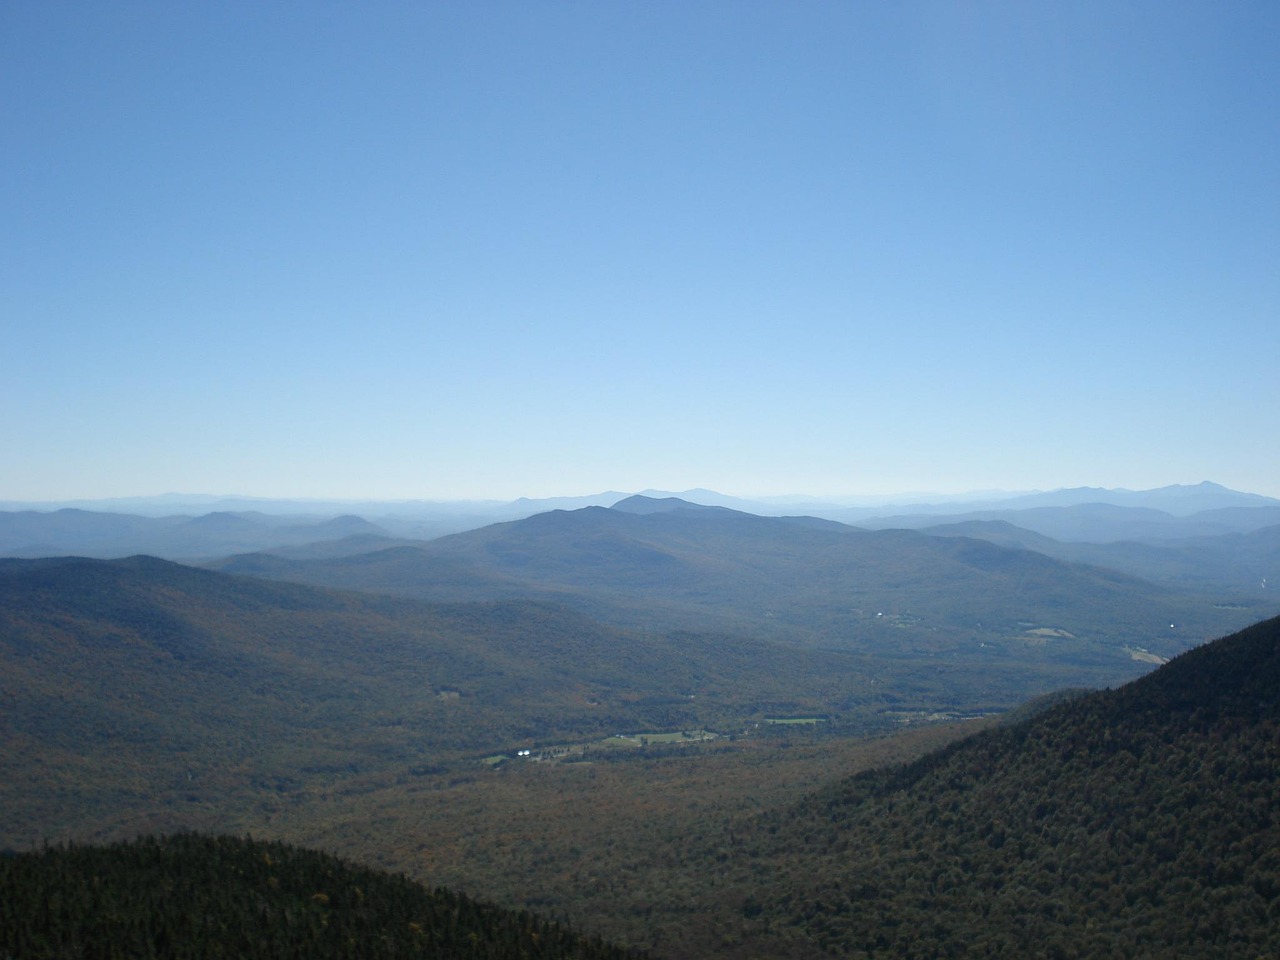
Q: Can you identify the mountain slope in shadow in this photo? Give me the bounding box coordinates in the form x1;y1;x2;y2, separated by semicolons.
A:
677;613;1280;958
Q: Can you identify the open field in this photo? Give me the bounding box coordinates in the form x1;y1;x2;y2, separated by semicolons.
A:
763;716;827;725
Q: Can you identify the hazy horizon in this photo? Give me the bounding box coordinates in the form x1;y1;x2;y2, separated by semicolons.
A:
2;479;1276;513
5;4;1277;502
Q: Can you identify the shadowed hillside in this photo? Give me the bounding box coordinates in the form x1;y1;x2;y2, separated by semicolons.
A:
0;833;643;960
656;614;1280;958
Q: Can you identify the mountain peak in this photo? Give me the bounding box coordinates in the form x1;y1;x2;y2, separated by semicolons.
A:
609;495;733;516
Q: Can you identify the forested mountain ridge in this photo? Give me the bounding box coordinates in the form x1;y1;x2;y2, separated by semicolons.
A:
6;487;1274;611
923;517;1280;594
211;498;1272;676
0;508;393;560
0;833;643;960
670;614;1280;958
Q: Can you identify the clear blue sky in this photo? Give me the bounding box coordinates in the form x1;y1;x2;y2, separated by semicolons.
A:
4;2;1277;501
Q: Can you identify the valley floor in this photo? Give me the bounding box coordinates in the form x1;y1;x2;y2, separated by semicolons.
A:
235;721;990;955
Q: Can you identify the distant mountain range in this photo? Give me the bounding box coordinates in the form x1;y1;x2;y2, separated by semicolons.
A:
855;499;1280;542
4;481;1277;556
5;483;1275;662
923;518;1280;595
0;509;395;560
847;479;1278;517
208;496;1274;681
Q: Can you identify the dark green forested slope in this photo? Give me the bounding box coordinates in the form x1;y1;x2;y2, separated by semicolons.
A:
0;833;643;960
692;615;1280;959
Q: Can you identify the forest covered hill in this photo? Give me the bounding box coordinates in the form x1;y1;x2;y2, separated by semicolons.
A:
211;498;1272;673
0;554;969;848
648;613;1280;958
0;833;642;960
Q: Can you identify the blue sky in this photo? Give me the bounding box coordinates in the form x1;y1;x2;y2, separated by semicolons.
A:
3;2;1277;501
